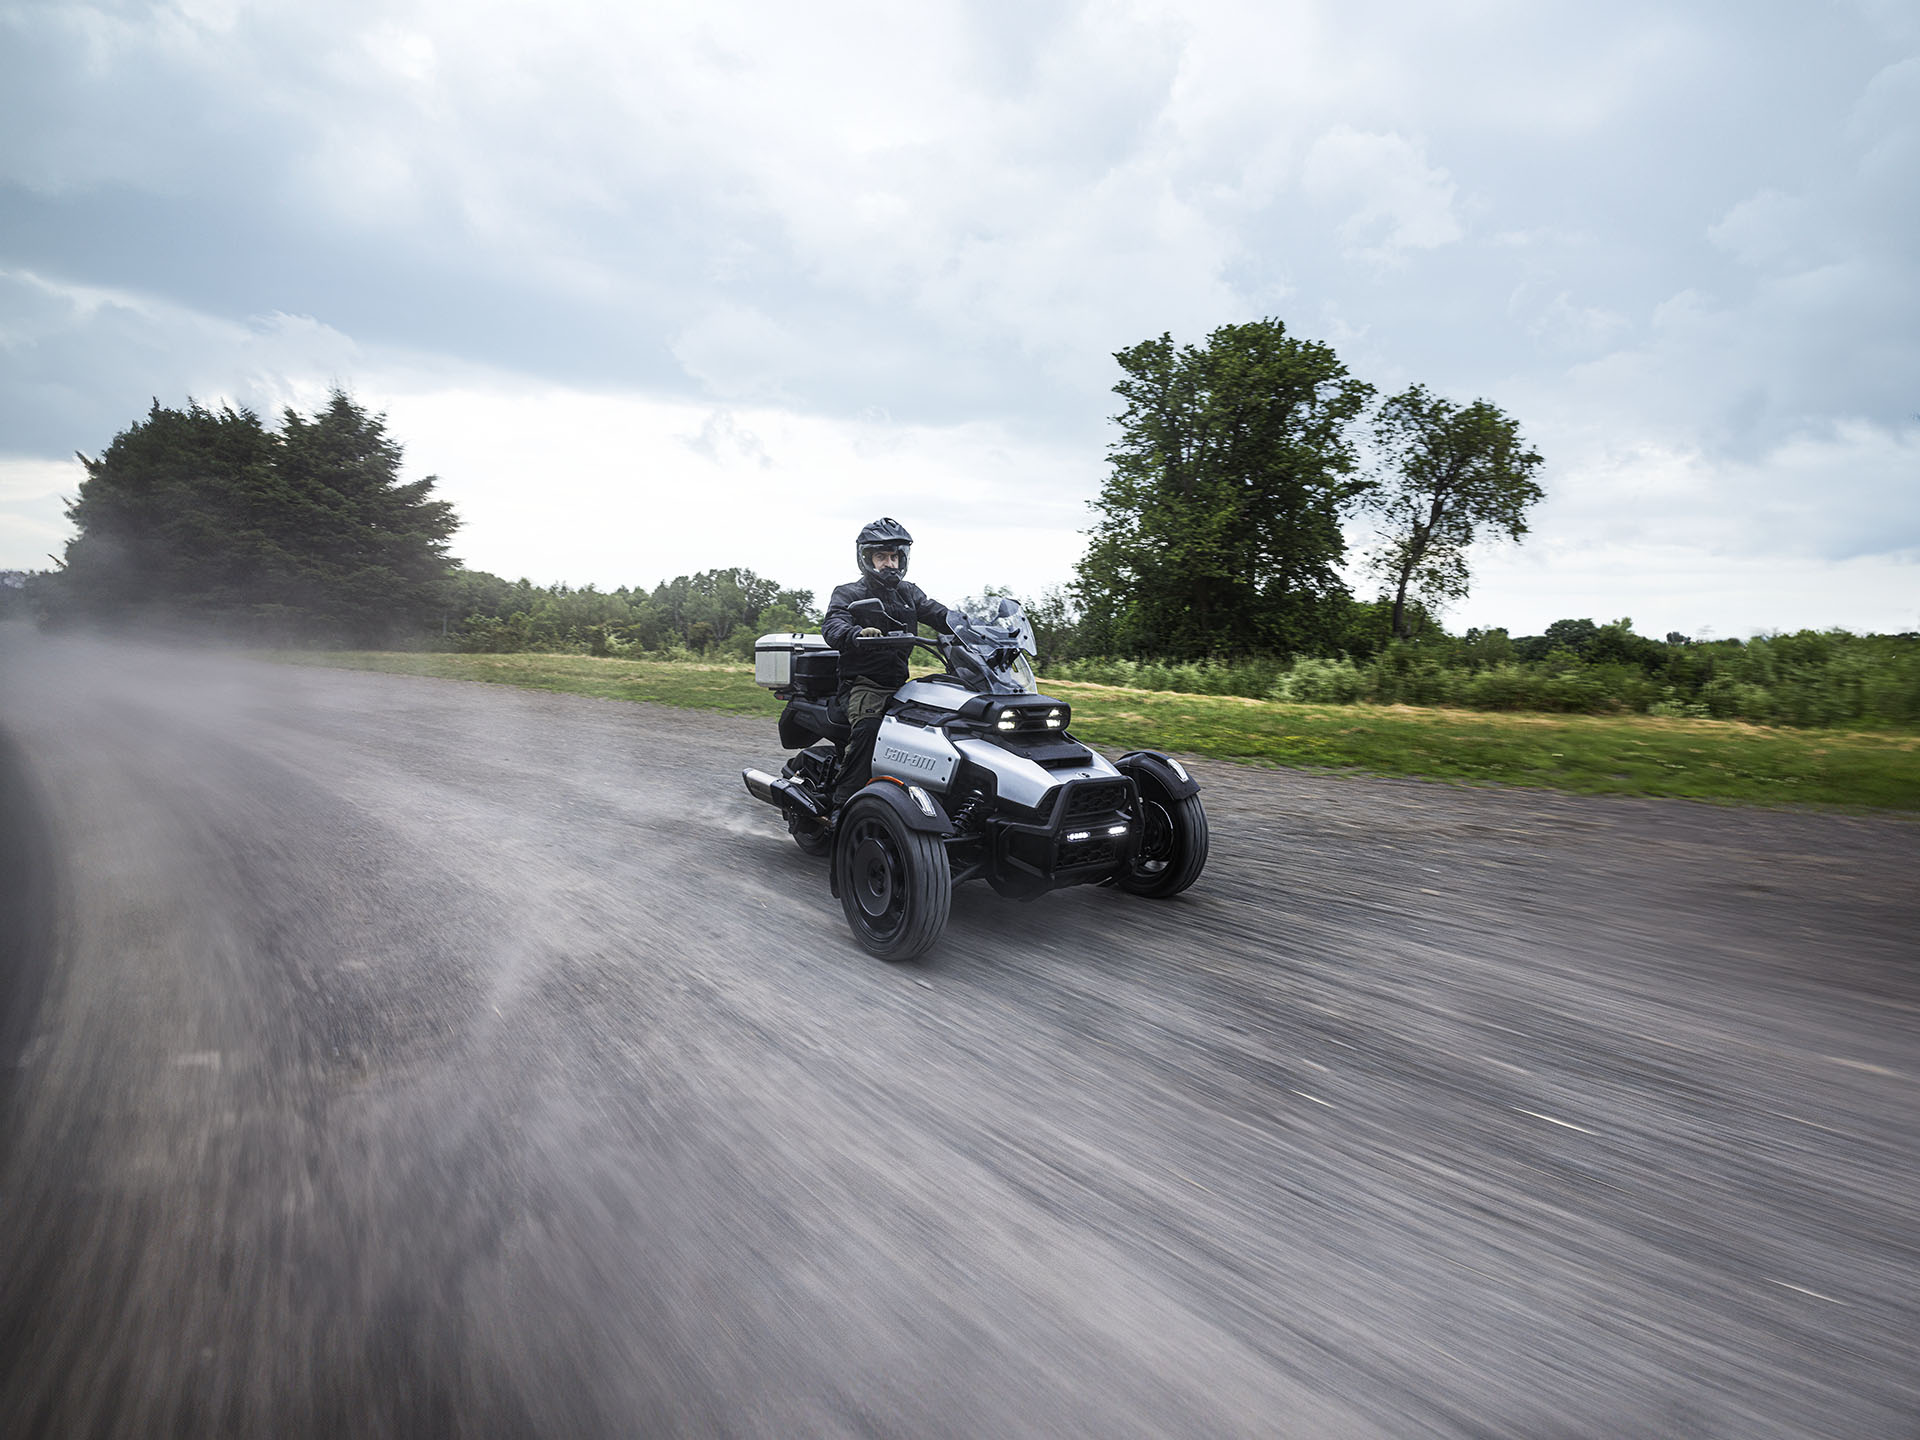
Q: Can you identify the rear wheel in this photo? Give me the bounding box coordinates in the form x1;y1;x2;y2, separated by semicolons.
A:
834;795;951;961
790;814;832;857
1117;775;1208;898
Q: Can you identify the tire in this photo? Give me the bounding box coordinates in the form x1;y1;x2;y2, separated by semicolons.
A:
790;815;832;857
1117;775;1208;898
834;794;952;961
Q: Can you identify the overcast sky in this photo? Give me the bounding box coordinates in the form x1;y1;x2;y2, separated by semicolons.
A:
3;0;1915;636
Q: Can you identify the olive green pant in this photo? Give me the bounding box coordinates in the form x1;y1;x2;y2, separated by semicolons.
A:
831;678;893;806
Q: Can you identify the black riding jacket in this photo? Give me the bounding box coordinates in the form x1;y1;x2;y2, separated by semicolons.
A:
822;577;950;691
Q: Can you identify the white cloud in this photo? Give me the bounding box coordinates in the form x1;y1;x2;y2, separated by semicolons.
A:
1708;189;1812;271
1301;127;1463;261
380;378;1098;609
0;268;362;452
362;21;436;84
0;456;81;505
1506;284;1631;356
1508;418;1920;563
0;458;84;572
670;304;813;404
1458;540;1920;641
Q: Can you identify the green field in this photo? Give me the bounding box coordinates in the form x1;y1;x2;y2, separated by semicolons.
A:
272;651;1920;810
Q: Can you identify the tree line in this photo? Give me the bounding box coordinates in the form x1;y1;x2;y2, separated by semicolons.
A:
20;318;1543;661
17;393;816;657
446;568;815;658
1039;620;1920;728
13;335;1913;729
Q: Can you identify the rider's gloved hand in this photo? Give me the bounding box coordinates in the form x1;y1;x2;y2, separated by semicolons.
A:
857;626;883;638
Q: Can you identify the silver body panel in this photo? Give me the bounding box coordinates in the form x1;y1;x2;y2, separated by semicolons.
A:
871;716;962;792
865;674;1117;807
952;738;1120;811
894;678;979;710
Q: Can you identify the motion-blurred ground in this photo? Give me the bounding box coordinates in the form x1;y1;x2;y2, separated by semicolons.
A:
2;630;1914;1438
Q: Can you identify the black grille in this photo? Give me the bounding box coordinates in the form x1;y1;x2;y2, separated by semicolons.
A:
1065;781;1130;818
1056;836;1120;869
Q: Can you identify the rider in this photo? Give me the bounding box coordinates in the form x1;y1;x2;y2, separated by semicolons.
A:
821;517;952;810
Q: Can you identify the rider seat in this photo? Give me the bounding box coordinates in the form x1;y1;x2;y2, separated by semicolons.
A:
779;697;850;751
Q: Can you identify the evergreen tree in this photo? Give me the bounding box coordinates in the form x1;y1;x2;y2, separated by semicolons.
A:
57;391;457;643
275;393;458;641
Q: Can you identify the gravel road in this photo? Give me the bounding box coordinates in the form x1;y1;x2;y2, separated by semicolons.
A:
2;629;1915;1439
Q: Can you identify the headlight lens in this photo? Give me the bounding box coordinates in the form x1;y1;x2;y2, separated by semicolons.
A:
992;703;1069;731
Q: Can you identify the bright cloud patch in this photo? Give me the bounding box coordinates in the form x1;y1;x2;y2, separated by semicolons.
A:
1301;127;1464;261
384;381;1097;609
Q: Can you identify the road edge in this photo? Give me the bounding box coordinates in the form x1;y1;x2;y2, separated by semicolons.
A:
0;726;56;1121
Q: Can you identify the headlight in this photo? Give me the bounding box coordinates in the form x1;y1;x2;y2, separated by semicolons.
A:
1045;707;1065;729
997;708;1018;731
1106;824;1128;836
1066;830;1091;842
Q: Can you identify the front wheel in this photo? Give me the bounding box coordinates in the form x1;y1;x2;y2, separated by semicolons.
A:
1117;778;1208;898
834;795;952;961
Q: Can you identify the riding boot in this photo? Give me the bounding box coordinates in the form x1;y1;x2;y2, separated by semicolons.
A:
830;714;882;809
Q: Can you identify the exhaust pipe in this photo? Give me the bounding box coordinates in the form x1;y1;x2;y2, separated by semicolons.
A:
743;769;828;823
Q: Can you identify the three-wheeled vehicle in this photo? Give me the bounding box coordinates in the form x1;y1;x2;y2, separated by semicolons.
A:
742;597;1207;960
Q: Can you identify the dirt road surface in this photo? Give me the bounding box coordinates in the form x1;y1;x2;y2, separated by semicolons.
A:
3;630;1915;1438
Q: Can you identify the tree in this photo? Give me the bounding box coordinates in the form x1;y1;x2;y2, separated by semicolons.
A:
57;391;457;643
274;393;458;641
1076;320;1375;658
59;400;282;623
1366;385;1544;639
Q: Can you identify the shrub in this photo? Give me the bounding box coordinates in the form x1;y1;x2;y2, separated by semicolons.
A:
1274;656;1369;704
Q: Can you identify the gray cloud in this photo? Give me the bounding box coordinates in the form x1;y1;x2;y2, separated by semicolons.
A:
2;0;1915;589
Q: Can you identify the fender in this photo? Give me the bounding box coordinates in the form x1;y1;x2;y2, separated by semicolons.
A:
827;778;955;899
850;776;956;835
1115;750;1200;801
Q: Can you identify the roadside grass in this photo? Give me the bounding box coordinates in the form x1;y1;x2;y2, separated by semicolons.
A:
273;651;1920;810
269;649;778;715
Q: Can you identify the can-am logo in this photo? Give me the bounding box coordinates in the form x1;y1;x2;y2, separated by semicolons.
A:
882;746;937;771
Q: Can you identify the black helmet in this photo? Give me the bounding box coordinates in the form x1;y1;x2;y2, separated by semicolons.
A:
856;517;913;590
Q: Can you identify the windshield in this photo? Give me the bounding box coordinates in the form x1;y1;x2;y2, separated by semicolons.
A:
944;597;1038;695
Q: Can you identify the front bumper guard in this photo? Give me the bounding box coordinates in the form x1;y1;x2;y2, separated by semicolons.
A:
987;775;1141;884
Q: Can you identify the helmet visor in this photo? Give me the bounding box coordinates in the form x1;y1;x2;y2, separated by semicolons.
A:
859;542;910;582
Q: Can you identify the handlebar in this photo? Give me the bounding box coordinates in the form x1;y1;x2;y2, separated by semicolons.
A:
850;632;946;656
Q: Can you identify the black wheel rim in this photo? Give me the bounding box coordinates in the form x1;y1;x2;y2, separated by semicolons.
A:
1135;798;1174;874
845;814;908;940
